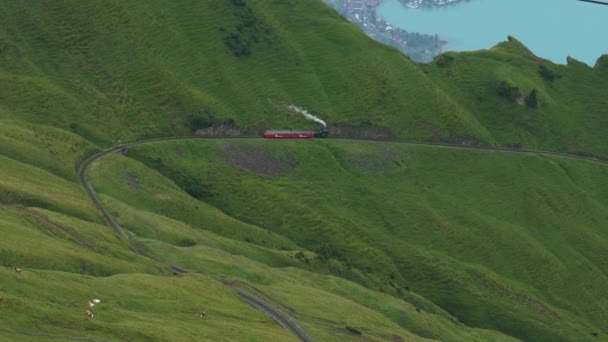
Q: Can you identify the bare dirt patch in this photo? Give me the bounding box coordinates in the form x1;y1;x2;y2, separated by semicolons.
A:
223;144;295;177
445;136;487;147
195;124;242;137
330;125;394;140
380;334;404;342
349;150;406;174
126;173;140;190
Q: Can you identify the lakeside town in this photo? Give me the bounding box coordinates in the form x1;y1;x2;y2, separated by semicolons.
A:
400;0;468;8
323;0;468;61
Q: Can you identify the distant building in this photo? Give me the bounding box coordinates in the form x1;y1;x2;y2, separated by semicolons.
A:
347;0;365;13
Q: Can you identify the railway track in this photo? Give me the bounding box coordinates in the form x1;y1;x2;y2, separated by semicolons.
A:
77;135;312;342
77;134;608;341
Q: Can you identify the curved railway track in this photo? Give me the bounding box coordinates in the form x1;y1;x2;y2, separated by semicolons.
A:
77;134;608;341
77;135;313;342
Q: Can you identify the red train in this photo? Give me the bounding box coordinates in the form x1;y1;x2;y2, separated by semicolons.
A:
263;128;328;139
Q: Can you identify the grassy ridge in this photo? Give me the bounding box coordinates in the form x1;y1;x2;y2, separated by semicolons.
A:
127;139;608;341
0;0;495;145
1;2;606;156
423;37;608;156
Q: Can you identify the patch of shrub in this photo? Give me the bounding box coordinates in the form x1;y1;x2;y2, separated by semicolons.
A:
223;33;251;57
358;118;373;127
538;64;560;81
221;0;275;58
525;88;538;108
316;243;337;262
496;80;521;101
435;54;454;68
176;239;196;247
181;176;214;200
345;326;362;335
295;251;310;264
186;111;216;131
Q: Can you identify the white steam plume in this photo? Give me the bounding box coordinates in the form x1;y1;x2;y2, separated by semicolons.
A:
285;104;326;127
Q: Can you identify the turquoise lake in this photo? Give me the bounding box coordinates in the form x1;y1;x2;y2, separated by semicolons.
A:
377;0;608;65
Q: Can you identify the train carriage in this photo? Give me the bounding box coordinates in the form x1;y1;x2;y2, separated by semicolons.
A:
263;129;328;139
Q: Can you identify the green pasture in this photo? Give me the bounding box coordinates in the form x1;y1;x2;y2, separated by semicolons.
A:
0;268;296;342
123;139;608;341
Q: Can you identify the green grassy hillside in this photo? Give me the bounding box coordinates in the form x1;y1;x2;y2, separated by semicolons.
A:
124;139;608;341
1;268;297;342
1;2;606;155
0;127;518;341
2;0;607;153
422;37;608;156
0;0;607;341
0;0;492;145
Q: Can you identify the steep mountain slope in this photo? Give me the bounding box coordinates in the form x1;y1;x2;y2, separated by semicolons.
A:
0;0;490;145
422;37;608;156
0;0;606;341
0;125;518;341
127;139;608;341
1;2;606;153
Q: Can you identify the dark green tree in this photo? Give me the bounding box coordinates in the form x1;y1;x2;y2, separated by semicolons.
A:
497;81;521;101
538;65;559;81
525;88;538;108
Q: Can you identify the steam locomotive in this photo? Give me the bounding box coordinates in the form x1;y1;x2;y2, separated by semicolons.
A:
263;128;328;139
